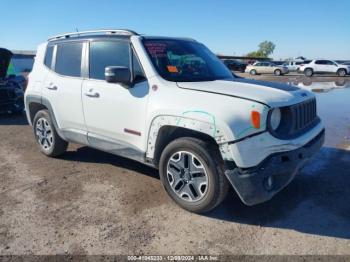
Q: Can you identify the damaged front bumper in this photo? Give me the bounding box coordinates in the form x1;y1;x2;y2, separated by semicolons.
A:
225;129;325;206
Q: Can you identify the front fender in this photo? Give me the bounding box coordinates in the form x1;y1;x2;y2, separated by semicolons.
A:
146;113;234;161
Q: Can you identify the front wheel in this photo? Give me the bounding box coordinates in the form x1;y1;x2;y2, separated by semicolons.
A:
33;109;68;157
159;137;229;213
274;69;282;76
337;69;347;77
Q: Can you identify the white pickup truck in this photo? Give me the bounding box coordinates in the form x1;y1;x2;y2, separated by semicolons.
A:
25;29;324;213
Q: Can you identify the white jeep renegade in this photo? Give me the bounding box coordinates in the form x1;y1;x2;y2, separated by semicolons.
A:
25;29;324;213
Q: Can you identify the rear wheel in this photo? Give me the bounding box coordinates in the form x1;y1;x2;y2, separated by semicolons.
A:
250;69;257;75
159;137;229;213
304;68;314;77
33;110;68;157
274;69;282;76
337;68;347;77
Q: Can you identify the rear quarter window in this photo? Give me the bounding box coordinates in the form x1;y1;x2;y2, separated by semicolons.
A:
44;46;54;69
55;42;83;77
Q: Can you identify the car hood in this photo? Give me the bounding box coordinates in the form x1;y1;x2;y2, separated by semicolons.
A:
0;48;12;79
177;78;313;107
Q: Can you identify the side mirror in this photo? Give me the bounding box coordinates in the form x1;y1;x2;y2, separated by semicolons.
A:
105;66;131;85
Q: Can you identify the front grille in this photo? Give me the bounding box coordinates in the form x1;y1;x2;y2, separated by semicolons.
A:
269;98;319;139
290;98;317;133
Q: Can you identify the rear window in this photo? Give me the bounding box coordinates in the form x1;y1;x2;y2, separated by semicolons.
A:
44;46;54;69
55;42;83;77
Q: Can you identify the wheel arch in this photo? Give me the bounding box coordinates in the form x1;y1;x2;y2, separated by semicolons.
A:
25;95;65;140
146;115;234;167
274;69;282;74
152;125;219;166
28;102;47;125
337;68;348;75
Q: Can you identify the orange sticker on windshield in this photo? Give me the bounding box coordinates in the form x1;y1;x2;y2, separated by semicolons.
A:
167;65;178;73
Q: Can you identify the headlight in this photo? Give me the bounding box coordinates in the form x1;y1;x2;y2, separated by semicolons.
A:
270;108;281;130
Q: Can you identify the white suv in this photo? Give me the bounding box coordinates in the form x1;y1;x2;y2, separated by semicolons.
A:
299;59;350;77
25;30;325;213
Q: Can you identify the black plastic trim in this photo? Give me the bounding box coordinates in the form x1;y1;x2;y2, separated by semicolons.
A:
225;128;325;206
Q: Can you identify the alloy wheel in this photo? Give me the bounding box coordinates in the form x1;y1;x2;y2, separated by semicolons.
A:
35;118;53;151
166;151;208;202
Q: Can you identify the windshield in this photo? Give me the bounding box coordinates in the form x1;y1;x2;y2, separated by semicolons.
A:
143;39;235;82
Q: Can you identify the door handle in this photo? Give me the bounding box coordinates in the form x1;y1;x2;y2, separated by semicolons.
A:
84;91;100;98
46;85;58;90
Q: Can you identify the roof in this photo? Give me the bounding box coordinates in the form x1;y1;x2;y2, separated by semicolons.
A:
47;29;197;45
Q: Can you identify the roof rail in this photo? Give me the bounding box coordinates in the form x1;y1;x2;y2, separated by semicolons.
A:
48;29;138;41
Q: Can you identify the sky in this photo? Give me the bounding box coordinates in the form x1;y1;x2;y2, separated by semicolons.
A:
1;0;349;60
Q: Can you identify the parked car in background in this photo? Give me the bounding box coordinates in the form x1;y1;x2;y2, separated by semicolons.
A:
0;48;25;114
222;59;246;72
282;60;311;72
245;62;289;76
271;61;284;66
341;61;350;66
299;59;350;77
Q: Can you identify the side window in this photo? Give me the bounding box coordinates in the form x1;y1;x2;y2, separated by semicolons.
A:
315;60;323;65
326;60;336;65
55;42;83;77
44;45;54;69
89;41;130;80
132;50;146;82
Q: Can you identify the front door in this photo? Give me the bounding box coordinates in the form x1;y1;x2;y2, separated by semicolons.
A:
82;40;149;154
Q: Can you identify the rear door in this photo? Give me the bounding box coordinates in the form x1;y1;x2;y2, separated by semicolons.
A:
42;41;87;140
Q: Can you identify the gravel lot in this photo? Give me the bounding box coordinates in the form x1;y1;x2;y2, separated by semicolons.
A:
0;75;349;256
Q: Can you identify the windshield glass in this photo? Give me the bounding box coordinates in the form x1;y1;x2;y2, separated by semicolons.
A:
143;39;235;82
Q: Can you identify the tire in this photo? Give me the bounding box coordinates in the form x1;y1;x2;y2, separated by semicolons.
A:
304;68;313;77
337;68;347;77
33;109;68;157
159;137;229;213
274;69;282;76
250;69;257;75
